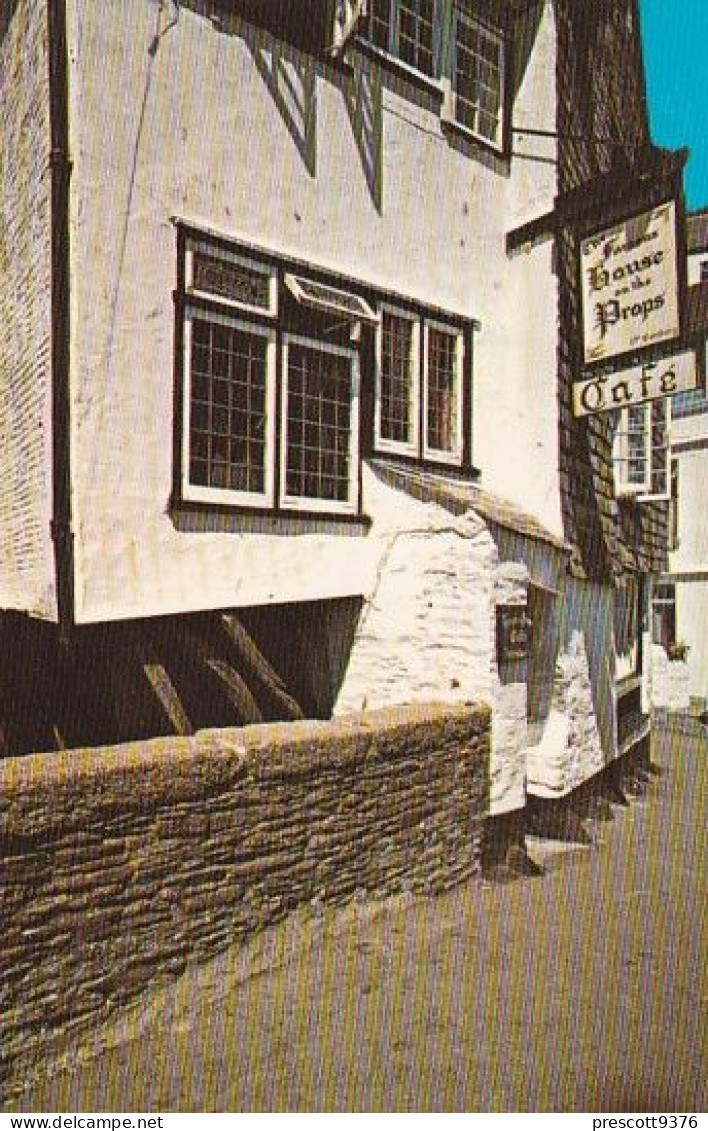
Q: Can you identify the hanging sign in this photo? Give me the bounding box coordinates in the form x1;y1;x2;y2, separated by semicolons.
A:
580;201;681;365
572;349;697;417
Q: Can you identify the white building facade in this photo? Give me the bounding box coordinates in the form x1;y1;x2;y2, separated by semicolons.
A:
0;0;685;836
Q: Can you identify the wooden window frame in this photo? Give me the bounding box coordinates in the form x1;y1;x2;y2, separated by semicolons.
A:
181;306;278;508
176;226;478;516
422;317;465;467
613;400;672;502
280;334;361;516
185;238;278;319
366;0;442;83
444;6;506;154
374;304;421;458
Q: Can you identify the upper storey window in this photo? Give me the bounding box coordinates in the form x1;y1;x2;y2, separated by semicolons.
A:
449;4;505;150
374;306;466;466
364;1;507;153
368;0;436;76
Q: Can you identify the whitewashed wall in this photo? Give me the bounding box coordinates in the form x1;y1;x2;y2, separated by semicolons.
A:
64;0;560;624
527;579;616;798
331;468;528;815
665;409;708;699
673;581;708;701
0;0;56;619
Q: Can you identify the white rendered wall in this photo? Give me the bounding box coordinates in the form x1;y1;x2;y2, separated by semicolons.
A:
332;467;528;816
674;580;708;699
527;579;615;798
65;0;560;624
666;409;708;698
669;435;708;575
0;0;56;619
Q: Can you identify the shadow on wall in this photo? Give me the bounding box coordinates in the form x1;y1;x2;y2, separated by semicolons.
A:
241;16;384;210
204;4;385;207
177;0;388;209
336;53;383;214
243;34;318;178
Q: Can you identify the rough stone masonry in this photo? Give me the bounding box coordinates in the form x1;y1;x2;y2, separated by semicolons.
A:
0;703;490;1089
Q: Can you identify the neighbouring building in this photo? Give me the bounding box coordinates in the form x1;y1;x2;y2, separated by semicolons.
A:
652;207;708;711
0;1;690;841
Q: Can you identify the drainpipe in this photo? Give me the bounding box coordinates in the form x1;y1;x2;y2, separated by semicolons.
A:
47;0;75;644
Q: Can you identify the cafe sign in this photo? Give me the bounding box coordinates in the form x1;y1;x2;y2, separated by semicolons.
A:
580;201;680;365
573;349;697;418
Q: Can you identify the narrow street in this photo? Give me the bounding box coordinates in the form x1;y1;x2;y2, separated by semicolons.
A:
6;716;706;1114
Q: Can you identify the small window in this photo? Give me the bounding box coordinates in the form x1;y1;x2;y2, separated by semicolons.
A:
281;336;360;514
700;259;708;284
613;399;671;500
374;310;467;466
423;320;464;464
187;240;277;317
652;582;676;649
183;309;277;506
375;306;420;456
368;0;437;77
672;351;708;418
447;6;505;150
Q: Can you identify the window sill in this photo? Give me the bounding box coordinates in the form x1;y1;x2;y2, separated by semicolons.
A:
171;495;372;529
440;114;507;160
354;37;445;102
369;449;481;480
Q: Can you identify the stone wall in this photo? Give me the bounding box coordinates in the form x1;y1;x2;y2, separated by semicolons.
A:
0;703;490;1086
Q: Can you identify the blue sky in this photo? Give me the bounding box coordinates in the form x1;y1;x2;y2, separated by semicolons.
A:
640;1;708;211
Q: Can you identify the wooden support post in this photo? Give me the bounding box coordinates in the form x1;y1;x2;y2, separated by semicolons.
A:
220;614;305;721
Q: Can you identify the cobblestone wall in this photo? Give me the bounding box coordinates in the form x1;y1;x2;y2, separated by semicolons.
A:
0;704;490;1085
